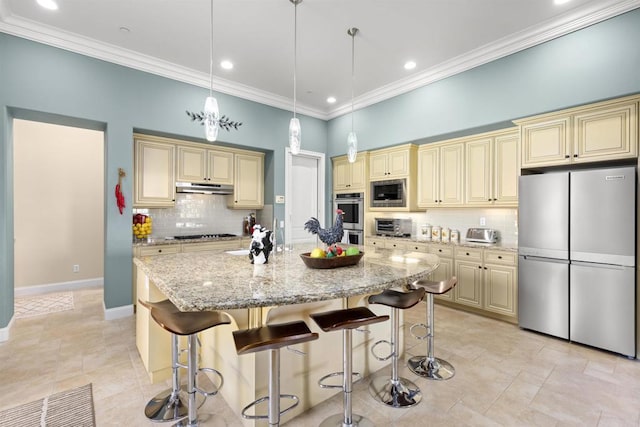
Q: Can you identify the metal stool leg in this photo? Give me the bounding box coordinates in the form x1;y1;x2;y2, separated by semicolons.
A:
174;334;199;427
144;333;189;422
320;329;373;427
369;307;422;408
408;293;455;380
269;348;280;426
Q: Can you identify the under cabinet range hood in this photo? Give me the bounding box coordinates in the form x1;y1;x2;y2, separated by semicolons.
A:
176;182;234;195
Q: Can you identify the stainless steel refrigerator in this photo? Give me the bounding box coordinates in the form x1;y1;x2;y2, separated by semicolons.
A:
518;166;636;357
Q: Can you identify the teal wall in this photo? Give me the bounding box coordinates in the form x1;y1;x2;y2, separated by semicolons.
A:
2;8;640;328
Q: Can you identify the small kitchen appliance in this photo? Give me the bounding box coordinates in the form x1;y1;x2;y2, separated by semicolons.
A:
370;179;406;208
375;218;412;237
465;228;499;244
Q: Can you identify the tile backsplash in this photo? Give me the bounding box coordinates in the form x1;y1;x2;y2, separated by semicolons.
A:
365;208;518;246
134;194;255;238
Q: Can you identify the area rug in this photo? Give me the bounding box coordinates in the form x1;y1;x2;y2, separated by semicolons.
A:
0;383;95;427
14;292;74;319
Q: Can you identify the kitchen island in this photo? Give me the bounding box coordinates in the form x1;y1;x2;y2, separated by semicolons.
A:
134;245;439;425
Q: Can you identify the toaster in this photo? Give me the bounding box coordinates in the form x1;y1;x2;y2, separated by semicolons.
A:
465;228;499;244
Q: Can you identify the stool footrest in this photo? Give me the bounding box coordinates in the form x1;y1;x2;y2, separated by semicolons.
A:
194;367;224;397
241;394;299;420
370;339;394;361
409;323;429;340
318;371;362;389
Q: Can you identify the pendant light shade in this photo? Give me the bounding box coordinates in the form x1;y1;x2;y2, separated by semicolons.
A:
347;27;359;163
289;0;302;155
205;0;219;142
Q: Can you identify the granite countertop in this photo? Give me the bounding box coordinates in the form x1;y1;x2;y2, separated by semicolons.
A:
367;235;518;252
134;235;249;247
133;244;440;311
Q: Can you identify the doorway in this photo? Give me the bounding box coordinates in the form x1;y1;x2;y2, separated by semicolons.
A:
13;119;104;299
285;149;325;246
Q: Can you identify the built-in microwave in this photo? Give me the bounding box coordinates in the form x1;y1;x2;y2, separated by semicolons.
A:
370;178;406;208
334;192;364;230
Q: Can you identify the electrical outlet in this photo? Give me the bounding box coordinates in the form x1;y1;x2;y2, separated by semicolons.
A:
479;217;486;226
72;264;80;273
275;195;285;204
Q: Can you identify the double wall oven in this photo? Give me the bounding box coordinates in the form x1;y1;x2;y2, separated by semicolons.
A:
334;192;364;245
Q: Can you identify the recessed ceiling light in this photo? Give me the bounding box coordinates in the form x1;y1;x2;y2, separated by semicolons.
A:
220;60;233;70
404;61;417;70
327;96;336;104
37;0;58;10
554;0;571;4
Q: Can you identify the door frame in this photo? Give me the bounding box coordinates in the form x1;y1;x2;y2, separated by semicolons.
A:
285;148;325;247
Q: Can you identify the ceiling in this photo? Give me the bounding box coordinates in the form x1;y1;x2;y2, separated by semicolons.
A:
1;0;639;120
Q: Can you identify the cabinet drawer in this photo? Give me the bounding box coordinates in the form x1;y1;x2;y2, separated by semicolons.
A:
484;250;517;266
454;247;483;262
367;238;385;247
428;245;454;258
183;240;248;252
406;242;428;252
139;245;181;256
385;241;407;250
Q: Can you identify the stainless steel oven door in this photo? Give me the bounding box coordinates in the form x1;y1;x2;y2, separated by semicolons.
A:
342;229;363;245
334;193;364;230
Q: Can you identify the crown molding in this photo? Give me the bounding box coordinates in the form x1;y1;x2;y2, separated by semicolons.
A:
1;0;638;122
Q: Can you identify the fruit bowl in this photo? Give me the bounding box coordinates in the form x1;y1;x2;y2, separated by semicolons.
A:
299;251;364;269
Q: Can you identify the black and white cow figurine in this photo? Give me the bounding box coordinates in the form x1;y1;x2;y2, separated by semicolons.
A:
249;224;273;264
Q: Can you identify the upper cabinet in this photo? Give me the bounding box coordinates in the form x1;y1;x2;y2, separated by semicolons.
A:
228;150;264;209
133;135;176;207
517;95;639;168
417;141;464;208
369;144;416;180
333;152;368;192
177;145;234;185
465;128;519;207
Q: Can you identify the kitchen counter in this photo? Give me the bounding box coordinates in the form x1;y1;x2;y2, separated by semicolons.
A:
366;235;518;252
133;244;440;311
133;235;247;247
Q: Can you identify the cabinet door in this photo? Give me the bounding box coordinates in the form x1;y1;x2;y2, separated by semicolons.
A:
333;157;351;191
439;143;464;206
229;153;264;209
417;147;439;207
484;264;517;317
207;150;234;185
387;149;410;177
176;146;207;183
349;155;367;190
465;138;492;205
369;152;388;179
454;260;482;308
520;117;571;168
573;102;637;163
134;139;176;207
493;132;519;205
432;257;454;302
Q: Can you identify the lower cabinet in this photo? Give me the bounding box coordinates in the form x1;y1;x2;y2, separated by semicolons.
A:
483;250;518;317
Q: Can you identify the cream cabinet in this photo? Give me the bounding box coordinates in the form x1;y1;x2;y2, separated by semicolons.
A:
333;152;367;192
176;145;234;185
417;142;464;208
465;129;519;206
429;245;455;302
483;250;517;317
228;151;264;209
517;96;638;168
133;135;176;207
453;247;483;308
369;144;416;180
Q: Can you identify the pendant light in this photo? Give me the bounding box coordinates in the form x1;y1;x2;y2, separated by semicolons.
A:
289;0;302;155
347;27;359;163
204;0;219;142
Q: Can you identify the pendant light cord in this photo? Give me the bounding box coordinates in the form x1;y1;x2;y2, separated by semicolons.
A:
351;29;355;132
293;1;298;119
209;0;214;98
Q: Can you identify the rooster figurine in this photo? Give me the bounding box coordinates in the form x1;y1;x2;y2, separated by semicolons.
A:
304;209;345;246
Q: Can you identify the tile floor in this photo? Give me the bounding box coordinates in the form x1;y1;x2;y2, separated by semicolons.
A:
1;287;640;426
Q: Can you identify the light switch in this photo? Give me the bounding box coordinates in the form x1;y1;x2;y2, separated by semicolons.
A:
275;195;285;204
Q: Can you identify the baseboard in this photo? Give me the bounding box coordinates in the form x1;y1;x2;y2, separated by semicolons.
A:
0;316;15;342
14;278;103;297
104;303;133;320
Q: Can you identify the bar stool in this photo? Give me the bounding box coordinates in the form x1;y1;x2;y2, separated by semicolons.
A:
367;287;426;408
139;299;231;426
310;306;389;427
233;320;319;427
407;277;458;380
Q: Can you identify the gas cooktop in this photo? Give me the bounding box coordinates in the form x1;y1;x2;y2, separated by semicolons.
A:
171;233;237;240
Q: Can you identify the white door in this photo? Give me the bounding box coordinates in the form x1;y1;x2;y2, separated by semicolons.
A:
285;149;325;246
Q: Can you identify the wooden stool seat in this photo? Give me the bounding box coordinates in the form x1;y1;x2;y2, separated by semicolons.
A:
411;277;457;295
310;306;389;332
367;287;425;309
140;299;231;336
233;320;319;355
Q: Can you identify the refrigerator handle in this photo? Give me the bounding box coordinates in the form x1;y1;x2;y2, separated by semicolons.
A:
571;260;627;270
521;255;569;264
